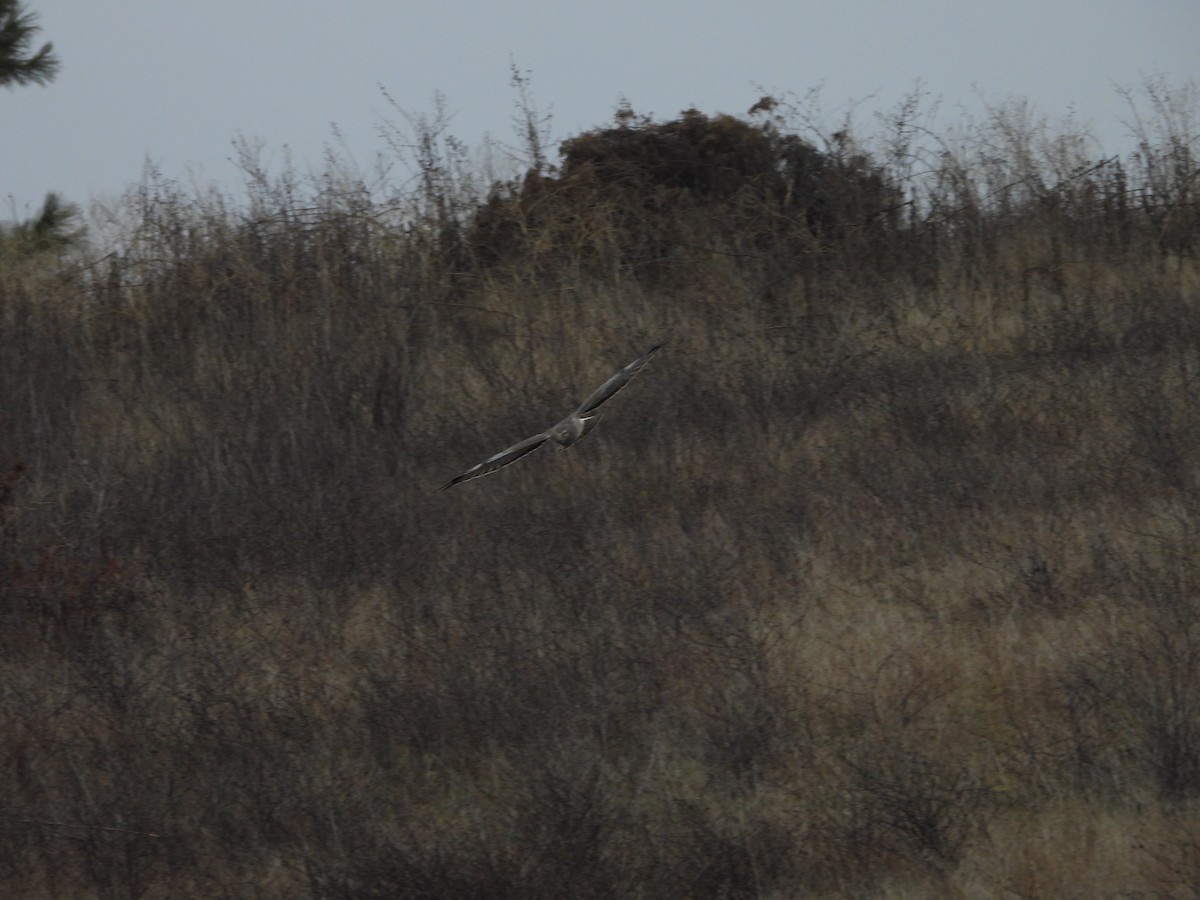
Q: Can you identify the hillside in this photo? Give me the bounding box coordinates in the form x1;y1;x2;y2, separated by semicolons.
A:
2;87;1199;897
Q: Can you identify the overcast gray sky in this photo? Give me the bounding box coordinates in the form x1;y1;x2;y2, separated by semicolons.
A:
3;1;1198;219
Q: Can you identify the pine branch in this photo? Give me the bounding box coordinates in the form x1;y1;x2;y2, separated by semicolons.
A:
0;0;60;87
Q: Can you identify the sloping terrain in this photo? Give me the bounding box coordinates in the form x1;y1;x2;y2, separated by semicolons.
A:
2;95;1199;897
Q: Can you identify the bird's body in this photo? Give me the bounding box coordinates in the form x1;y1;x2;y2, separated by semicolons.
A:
439;339;667;490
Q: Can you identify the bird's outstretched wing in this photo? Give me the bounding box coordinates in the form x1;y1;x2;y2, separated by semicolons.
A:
438;430;551;490
439;338;668;490
575;339;668;418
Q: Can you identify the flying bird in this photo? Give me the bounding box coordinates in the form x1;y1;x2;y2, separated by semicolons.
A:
439;339;667;490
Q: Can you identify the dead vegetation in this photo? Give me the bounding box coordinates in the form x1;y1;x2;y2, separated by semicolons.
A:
1;79;1199;897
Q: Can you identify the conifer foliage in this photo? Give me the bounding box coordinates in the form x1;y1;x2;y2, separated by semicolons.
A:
0;0;58;87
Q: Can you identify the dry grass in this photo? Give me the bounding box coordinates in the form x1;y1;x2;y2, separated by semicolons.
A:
1;83;1199;896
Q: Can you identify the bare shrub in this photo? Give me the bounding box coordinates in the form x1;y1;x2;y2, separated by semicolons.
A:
1060;561;1200;801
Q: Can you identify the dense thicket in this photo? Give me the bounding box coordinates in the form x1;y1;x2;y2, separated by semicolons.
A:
2;86;1199;896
